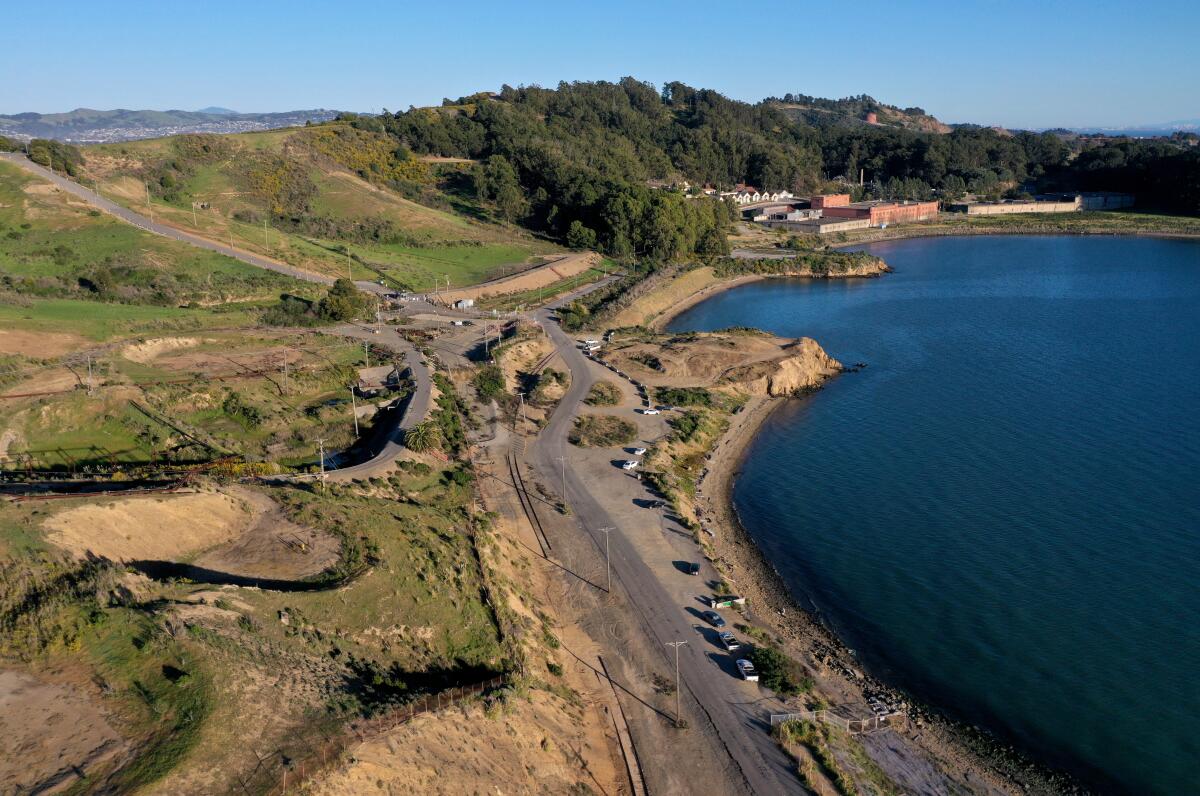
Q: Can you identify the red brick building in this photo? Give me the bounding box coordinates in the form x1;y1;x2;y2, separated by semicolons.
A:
820;199;939;226
810;193;851;209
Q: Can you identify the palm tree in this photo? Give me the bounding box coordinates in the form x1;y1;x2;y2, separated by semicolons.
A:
404;421;442;453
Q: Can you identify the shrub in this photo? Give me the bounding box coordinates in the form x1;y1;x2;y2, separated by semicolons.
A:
404;421;442;453
748;645;812;697
569;414;637;447
655;386;712;407
473;365;506;401
584;380;621;406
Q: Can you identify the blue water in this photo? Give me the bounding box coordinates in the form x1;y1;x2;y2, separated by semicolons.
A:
667;237;1200;794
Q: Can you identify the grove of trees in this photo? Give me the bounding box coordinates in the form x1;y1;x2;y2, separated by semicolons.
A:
374;79;1200;252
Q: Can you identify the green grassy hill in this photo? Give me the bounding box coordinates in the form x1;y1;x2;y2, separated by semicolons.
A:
81;124;563;291
0;160;296;345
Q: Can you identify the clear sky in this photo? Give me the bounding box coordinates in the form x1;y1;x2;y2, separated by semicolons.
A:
2;0;1196;129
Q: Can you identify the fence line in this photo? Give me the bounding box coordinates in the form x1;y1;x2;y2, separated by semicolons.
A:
244;675;507;795
769;708;906;734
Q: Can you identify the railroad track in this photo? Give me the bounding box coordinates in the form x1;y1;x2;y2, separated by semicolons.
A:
530;349;557;374
505;451;552;557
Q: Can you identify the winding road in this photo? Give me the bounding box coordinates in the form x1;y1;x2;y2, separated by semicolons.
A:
0;152;386;294
324;325;432;482
529;303;801;795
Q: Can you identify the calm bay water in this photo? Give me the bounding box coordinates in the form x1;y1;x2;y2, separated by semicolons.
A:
667;236;1200;794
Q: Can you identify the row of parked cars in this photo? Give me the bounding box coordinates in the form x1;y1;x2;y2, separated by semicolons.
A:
699;606;758;681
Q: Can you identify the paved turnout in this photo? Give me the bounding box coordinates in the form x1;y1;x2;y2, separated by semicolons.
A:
529;305;802;795
0;152;386;294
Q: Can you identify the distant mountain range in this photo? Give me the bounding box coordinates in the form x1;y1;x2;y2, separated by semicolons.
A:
1061;119;1200;137
0;108;340;143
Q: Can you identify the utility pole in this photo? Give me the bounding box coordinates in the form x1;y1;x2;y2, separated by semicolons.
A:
555;455;566;500
598;527;614;592
191;202;197;226
349;387;359;437
363;341;370;367
518;392;525;432
665;641;688;727
317;438;327;492
281;351;289;395
346;249;353;282
263;217;268;247
86;354;94;396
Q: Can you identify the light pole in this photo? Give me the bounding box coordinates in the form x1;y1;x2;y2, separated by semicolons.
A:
598;527;614;592
349;387;359;437
555;455;566;499
665;641;688;727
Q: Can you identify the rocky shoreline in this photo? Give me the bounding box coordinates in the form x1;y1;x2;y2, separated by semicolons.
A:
694;391;1081;794
659;260;1089;794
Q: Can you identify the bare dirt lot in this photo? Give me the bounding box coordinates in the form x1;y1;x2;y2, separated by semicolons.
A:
0;329;90;358
120;336;204;364
41;487;338;578
194;487;340;579
43;491;251;561
0;668;128;794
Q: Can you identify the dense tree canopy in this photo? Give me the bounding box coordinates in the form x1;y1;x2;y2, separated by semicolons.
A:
377;80;1200;252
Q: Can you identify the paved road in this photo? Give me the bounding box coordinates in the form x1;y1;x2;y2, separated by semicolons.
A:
0;152;387;295
529;308;801;795
324;325;432;482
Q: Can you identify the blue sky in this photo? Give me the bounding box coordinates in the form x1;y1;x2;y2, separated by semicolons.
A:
2;0;1196;128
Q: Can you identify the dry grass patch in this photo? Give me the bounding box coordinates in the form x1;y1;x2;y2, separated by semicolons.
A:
568;414;637;448
42;491;251;562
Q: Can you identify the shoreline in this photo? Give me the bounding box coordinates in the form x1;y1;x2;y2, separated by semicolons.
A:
650;265;888;331
664;236;1107;793
694;390;1077;795
655;227;1200;332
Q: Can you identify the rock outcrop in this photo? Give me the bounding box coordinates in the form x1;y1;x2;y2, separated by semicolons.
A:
723;337;841;396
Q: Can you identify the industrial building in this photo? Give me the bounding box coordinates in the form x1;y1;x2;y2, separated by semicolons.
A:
815;195;940;225
761;216;873;234
948;192;1135;216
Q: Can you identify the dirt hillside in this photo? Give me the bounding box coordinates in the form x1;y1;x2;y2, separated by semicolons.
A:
0;669;128;794
43;491;251;561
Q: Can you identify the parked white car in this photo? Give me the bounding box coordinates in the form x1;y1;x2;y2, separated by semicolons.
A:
631;447;647;456
621;460;640;470
639;408;660;415
736;659;759;682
